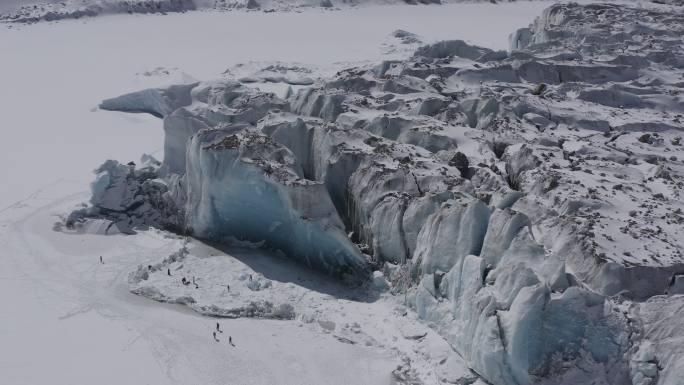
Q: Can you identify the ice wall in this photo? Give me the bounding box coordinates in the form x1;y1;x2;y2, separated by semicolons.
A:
184;128;367;277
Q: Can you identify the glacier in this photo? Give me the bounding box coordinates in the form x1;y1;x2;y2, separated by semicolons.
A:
67;2;684;384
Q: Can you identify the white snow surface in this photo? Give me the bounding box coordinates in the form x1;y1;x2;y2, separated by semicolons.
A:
0;3;558;385
0;192;400;385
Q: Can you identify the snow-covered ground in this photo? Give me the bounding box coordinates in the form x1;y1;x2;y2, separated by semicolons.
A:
1;192;402;384
0;3;557;384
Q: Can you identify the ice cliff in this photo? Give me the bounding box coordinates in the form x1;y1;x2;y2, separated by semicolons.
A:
70;3;684;384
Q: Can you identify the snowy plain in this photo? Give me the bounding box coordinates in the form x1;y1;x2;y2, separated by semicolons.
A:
0;3;562;384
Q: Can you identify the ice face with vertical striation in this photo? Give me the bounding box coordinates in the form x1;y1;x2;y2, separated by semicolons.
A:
412;197;490;275
184;128;366;277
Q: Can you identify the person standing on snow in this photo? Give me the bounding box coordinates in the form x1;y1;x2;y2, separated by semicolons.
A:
99;256;104;264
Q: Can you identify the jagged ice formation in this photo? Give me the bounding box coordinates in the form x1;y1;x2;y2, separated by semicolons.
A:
70;3;684;384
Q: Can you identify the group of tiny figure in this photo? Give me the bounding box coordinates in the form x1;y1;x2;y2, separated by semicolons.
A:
158;265;202;289
99;256;236;347
171;270;255;293
213;322;235;346
101;254;255;294
100;255;252;295
179;274;200;289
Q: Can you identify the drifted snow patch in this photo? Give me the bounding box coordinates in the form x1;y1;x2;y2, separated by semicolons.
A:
129;242;297;319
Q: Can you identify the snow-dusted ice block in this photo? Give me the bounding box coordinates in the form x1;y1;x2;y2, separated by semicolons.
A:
417;254;628;385
99;83;197;118
68;157;185;232
290;88;346;122
402;192;452;256
162;107;211;174
413;197;490;275
90;159;135;211
365;115;459;153
480;208;531;267
185;128;367;277
77;218;122;235
501;285;628;385
161;80;288;174
416;256;515;385
413;39;496;61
